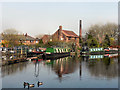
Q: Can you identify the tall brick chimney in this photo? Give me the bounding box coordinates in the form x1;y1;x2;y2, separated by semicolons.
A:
58;26;62;40
59;26;62;30
25;33;27;37
79;20;82;39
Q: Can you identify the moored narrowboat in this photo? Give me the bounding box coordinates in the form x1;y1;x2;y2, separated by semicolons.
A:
27;48;44;57
42;48;70;59
80;47;104;55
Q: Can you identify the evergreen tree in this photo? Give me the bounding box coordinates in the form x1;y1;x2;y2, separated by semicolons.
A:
103;34;110;47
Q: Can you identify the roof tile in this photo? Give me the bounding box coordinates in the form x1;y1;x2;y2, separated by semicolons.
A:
62;30;79;37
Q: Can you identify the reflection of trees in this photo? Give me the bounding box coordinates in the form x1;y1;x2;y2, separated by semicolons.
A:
87;57;118;78
1;62;28;77
118;55;120;77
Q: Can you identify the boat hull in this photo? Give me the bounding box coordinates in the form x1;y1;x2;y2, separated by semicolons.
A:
42;52;70;60
27;52;43;57
80;50;118;55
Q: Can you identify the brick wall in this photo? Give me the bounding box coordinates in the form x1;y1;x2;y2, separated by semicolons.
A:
42;35;50;44
52;30;59;41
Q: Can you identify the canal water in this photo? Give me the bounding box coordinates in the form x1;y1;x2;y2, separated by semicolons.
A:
1;55;119;88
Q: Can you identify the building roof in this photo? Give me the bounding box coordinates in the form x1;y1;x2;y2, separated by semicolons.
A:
41;35;51;39
1;33;36;41
18;34;35;41
62;30;79;37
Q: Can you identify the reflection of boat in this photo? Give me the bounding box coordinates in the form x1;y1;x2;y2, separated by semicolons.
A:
89;55;104;59
81;55;104;60
104;53;118;58
42;48;70;59
81;47;118;55
45;60;52;64
82;53;119;60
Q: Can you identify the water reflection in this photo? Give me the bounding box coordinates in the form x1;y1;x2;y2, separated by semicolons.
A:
44;56;79;82
1;54;119;88
44;55;118;81
34;61;40;77
2;55;118;79
1;61;29;78
83;56;118;79
118;54;120;89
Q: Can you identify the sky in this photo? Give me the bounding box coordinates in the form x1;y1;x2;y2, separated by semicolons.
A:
0;0;118;37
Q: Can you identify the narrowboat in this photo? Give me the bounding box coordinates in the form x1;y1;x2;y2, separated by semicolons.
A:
80;47;104;55
42;48;70;59
27;48;44;57
81;47;118;55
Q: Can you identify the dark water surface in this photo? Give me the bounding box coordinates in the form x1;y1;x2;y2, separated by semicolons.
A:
1;55;119;88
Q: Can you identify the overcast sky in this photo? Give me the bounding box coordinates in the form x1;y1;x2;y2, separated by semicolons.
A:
0;1;118;37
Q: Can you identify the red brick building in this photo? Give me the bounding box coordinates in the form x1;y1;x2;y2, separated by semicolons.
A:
19;33;39;45
41;35;51;44
52;26;79;45
0;33;39;47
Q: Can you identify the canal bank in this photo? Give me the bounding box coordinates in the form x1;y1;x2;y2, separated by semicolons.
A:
1;46;119;66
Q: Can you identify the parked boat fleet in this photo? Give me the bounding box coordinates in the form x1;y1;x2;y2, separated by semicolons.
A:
1;47;71;61
1;46;119;62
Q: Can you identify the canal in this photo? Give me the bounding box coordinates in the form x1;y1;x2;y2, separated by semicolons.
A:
1;55;119;88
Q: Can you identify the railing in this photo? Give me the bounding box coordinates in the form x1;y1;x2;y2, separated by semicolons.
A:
1;47;28;65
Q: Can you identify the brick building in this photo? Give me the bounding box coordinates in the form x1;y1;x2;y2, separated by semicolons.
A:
52;26;79;45
0;33;39;47
19;33;39;45
41;35;51;44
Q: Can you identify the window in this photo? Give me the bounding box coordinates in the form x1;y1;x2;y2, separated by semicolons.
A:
68;37;71;40
36;41;38;43
75;37;77;40
61;38;63;40
30;40;33;43
50;39;52;41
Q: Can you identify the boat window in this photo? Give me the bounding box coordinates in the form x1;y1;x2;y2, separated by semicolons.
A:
56;48;58;53
62;49;64;52
59;49;61;53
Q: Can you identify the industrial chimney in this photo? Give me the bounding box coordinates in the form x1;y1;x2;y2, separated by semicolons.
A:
79;20;82;39
58;25;62;40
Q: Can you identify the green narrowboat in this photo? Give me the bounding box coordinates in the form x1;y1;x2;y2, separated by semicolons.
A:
81;47;104;55
42;48;70;59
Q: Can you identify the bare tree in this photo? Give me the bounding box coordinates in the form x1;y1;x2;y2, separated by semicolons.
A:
35;34;44;39
2;29;20;47
87;23;118;45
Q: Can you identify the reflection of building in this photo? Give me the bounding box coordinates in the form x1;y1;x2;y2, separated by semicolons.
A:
47;56;79;81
